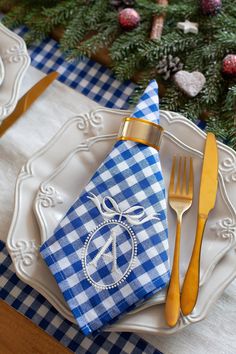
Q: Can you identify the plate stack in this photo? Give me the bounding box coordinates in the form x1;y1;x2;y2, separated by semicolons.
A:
7;108;236;334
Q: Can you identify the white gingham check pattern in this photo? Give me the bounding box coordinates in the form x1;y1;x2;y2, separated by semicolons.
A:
0;240;162;354
40;80;170;335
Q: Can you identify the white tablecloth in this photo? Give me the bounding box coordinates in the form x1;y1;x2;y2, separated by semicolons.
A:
0;66;235;354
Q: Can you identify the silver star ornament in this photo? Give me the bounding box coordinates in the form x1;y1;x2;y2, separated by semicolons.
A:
177;20;199;34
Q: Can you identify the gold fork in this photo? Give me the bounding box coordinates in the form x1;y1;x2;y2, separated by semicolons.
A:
165;156;194;327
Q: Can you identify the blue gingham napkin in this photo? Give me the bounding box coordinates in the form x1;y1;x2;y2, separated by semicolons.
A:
40;80;170;335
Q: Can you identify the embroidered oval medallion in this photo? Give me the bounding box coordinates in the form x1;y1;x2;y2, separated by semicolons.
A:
82;219;137;290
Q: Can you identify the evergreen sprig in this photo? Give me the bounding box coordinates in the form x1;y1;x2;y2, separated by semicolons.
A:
0;0;235;148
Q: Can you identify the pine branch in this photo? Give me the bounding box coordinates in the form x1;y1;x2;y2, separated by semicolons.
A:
214;32;236;50
1;5;28;28
110;22;149;62
160;84;183;112
200;62;224;105
222;85;236;114
60;5;88;55
0;0;235;149
41;0;76;26
139;32;198;63
179;98;203;122
113;53;143;80
136;0;198;18
76;22;119;57
206;114;236;148
83;0;110;27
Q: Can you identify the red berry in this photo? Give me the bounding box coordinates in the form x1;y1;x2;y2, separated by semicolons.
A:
222;54;236;78
118;8;140;30
200;0;222;16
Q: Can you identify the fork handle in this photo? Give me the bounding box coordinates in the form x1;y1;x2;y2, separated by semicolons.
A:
165;219;181;327
180;215;206;315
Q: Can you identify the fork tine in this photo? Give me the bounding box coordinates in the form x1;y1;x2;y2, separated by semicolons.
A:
169;156;176;194
176;156;182;194
188;157;194;197
182;157;187;194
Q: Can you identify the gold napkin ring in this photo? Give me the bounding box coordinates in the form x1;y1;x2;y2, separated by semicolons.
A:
117;117;164;151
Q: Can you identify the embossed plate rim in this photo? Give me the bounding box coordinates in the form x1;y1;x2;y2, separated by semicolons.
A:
0;23;30;122
7;108;236;334
36;108;236;287
33;128;235;315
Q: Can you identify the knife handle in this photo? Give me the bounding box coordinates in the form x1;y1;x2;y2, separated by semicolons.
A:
180;215;206;315
0;72;59;138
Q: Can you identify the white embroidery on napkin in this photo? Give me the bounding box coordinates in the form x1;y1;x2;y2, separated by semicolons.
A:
87;193;159;225
82;220;137;290
81;194;159;290
89;230;122;277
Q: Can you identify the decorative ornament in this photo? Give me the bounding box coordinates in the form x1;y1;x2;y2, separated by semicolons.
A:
200;0;222;16
222;54;236;78
174;71;206;97
156;55;183;80
118;8;140;30
177;20;199;34
150;0;168;40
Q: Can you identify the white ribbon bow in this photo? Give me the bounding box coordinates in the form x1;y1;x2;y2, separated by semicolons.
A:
88;193;159;226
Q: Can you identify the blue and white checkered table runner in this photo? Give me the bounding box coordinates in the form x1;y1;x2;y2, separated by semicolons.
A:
0;241;162;354
0;26;164;353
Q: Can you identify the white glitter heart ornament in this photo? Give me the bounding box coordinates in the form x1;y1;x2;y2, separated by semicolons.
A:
174;70;206;97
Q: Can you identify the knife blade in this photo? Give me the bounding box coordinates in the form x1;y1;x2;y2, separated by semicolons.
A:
180;132;218;315
0;71;59;137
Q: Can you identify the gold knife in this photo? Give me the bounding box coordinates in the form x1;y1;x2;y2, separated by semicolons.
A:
180;132;218;315
0;71;59;137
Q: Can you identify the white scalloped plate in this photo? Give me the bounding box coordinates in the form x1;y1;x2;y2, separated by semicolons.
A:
33;130;235;312
7;109;236;334
0;23;30;122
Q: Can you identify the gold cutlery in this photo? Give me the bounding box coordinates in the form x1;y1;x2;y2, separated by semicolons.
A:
181;133;218;315
165;156;194;327
0;71;59;137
